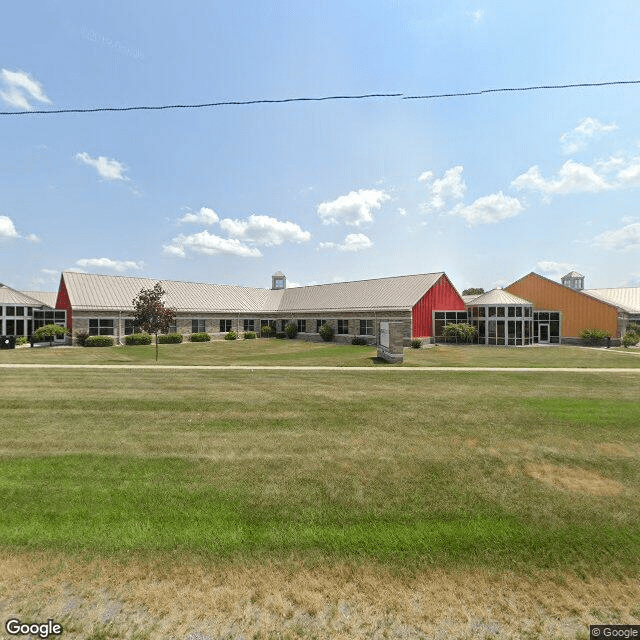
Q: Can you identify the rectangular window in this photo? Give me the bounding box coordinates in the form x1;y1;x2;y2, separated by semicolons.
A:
15;307;24;316
508;306;516;317
6;306;15;316
457;312;468;322
297;319;306;333
191;319;205;333
497;307;505;317
316;319;326;333
6;319;15;335
88;318;114;336
434;312;445;320
336;319;349;334
219;319;231;332
243;319;255;332
125;319;139;335
488;307;496;317
516;307;522;317
359;319;374;335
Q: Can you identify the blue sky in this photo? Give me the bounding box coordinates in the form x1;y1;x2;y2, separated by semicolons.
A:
2;0;640;293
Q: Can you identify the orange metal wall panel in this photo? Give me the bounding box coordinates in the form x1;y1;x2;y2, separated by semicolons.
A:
506;273;619;337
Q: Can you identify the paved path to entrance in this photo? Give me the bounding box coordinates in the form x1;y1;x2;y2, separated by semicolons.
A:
1;364;640;373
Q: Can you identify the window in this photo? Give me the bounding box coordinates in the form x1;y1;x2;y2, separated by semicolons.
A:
337;319;349;334
219;319;232;332
243;319;255;332
88;318;114;336
297;319;306;333
6;306;15;316
316;319;327;333
497;307;505;317
15;307;24;316
191;319;205;333
164;323;177;334
125;319;139;335
359;319;374;335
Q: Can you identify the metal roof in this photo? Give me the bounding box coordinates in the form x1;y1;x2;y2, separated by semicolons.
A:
562;271;584;278
0;284;48;306
461;294;481;304
467;288;533;306
22;291;57;308
583;287;640;314
61;271;447;314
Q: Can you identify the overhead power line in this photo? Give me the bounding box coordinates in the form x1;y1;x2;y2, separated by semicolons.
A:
1;80;639;116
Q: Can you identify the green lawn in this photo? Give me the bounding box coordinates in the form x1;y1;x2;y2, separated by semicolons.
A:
2;338;640;367
1;367;639;574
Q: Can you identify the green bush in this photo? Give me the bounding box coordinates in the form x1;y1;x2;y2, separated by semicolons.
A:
284;322;298;339
16;336;28;346
125;333;152;345
351;336;369;346
85;336;114;347
243;331;256;339
157;333;183;344
628;322;640;334
411;339;422;349
189;332;211;342
260;325;275;338
275;332;286;339
622;332;639;348
319;323;334;342
579;328;610;345
74;330;90;346
441;323;477;343
33;323;68;342
224;330;238;340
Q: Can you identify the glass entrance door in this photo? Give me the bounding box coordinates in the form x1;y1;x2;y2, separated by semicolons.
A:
539;323;550;343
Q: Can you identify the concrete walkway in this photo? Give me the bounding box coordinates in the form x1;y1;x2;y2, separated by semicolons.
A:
1;364;640;372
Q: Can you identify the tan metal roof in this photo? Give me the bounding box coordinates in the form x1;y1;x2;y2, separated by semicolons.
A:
583;287;640;314
22;291;58;308
0;284;48;306
461;294;481;304
467;288;533;306
563;271;584;278
61;271;447;314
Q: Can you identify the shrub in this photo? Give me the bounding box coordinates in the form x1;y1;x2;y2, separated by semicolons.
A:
351;336;369;346
157;333;183;344
622;332;639;348
16;336;28;346
579;328;610;345
411;339;422;349
260;325;275;338
441;323;477;344
33;324;67;343
275;332;286;339
85;336;114;347
224;330;238;340
319;323;334;342
74;330;90;346
284;322;298;339
627;322;640;335
125;333;152;345
190;332;211;342
243;331;256;339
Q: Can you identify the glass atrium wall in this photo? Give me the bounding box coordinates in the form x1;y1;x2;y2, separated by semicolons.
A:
468;303;534;346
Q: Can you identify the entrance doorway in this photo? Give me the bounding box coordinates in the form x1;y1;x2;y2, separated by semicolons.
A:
538;323;550;343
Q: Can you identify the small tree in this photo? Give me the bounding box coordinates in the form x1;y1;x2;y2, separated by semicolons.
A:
462;287;485;296
132;283;176;361
33;323;67;346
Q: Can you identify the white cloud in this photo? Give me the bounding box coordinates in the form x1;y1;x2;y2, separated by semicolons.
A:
76;152;128;181
25;233;40;243
317;189;390;226
511;160;611;196
0;69;51;110
560;117;617;154
318;233;373;252
41;268;59;276
163;231;262;258
468;8;485;22
398;207;407;216
535;261;574;278
420;166;466;211
592;222;640;251
0;215;19;239
449;191;523;226
76;258;144;272
219;214;311;245
178;207;219;226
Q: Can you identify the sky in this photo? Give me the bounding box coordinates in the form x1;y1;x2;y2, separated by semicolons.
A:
2;0;640;294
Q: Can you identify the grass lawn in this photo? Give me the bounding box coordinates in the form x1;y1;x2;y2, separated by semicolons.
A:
1;364;639;638
2;338;640;367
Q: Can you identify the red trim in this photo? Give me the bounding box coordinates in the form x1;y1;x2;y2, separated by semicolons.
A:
56;276;73;332
411;274;466;337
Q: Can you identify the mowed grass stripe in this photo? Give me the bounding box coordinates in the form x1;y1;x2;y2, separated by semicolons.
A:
1;369;639;573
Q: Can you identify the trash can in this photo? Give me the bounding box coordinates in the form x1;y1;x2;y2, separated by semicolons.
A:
0;335;16;349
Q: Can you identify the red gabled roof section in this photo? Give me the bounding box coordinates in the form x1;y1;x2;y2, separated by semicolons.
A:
411;273;466;337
